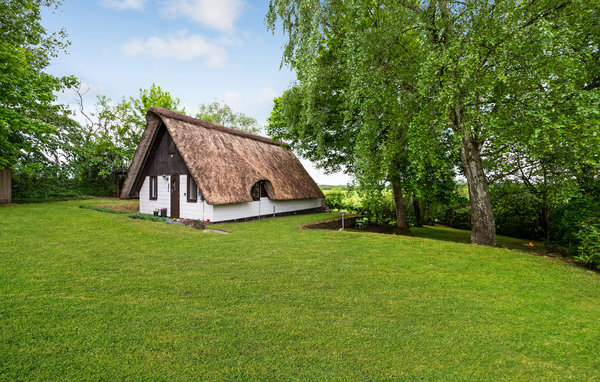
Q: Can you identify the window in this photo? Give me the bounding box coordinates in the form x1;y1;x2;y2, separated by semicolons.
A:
251;181;269;201
149;176;158;200
187;175;197;202
251;182;260;201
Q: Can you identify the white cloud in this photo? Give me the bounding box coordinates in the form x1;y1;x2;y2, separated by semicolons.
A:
120;31;227;67
161;0;246;33
101;0;147;11
222;91;242;108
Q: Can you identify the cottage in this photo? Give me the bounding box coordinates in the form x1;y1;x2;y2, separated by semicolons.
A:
120;107;324;222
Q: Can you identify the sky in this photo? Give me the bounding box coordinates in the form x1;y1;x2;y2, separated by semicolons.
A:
43;0;351;185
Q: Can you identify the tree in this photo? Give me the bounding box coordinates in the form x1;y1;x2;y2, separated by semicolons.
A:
267;0;600;245
196;101;260;134
0;0;77;172
266;3;425;231
71;84;185;196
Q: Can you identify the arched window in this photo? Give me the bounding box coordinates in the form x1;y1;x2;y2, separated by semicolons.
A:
251;181;269;201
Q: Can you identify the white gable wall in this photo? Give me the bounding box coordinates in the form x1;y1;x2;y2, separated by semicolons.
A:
139;175;214;221
139;175;170;215
139;175;321;222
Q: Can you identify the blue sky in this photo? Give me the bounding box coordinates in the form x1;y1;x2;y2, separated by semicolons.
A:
43;0;351;185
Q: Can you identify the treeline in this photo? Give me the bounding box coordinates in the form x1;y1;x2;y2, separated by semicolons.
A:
10;84;185;201
267;1;600;266
10;87;260;202
1;1;260;202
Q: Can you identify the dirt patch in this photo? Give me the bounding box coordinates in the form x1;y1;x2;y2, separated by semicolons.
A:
203;228;229;234
94;203;139;213
299;215;361;230
300;215;403;234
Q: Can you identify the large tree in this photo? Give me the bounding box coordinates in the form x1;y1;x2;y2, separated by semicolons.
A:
267;0;600;245
196;101;260;134
0;0;77;172
71;84;185;195
266;2;424;230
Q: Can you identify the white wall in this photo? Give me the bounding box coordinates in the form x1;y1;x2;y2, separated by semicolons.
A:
139;175;171;216
180;174;213;221
139;175;320;222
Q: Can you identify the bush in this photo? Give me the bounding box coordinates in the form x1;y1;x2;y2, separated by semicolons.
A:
574;218;600;270
360;191;396;226
550;197;600;254
490;183;545;239
324;191;345;210
12;172;117;202
443;207;472;230
127;213;167;223
80;205;128;214
13;176;87;202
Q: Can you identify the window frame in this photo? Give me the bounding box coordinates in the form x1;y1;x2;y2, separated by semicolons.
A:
149;176;158;200
187;174;197;203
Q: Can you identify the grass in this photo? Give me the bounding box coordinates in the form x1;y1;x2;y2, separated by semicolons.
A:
1;200;599;380
411;225;550;255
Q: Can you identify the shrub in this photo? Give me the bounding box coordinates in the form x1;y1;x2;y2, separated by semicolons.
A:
443;207;472;230
324;191;345;210
490;183;545;239
79;205;128;214
360;192;396;226
127;213;167;223
574;218;600;270
550;197;600;254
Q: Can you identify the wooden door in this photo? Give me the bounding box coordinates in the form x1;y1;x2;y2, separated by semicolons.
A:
170;174;180;218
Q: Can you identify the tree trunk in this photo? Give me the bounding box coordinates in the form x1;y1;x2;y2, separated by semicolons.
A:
391;179;409;232
461;135;497;246
413;198;423;227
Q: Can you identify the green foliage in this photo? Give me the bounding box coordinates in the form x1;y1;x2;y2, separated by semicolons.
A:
490;183;545;240
324;190;344;210
574;218;600;270
196;101;260;134
551;197;600;254
127;212;167;223
68;84;184;197
267;0;600;245
0;0;78;170
79;204;128;215
11;174;93;202
443;208;472;231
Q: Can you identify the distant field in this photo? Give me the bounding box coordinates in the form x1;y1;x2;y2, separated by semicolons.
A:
1;200;599;380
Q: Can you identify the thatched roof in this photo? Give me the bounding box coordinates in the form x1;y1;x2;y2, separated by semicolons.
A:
121;107;324;205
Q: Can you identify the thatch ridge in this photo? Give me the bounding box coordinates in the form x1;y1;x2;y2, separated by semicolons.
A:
149;107;286;146
121;108;324;205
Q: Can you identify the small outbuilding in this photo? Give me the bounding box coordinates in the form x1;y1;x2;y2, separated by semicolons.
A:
120;107;324;222
0;167;11;204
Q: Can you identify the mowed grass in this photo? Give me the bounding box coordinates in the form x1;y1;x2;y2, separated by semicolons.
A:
1;201;599;380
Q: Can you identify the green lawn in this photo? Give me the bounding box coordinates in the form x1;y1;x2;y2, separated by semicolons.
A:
1;200;599;380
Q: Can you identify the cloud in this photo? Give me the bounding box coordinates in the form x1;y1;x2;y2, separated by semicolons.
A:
161;0;246;33
101;0;147;11
120;31;227;67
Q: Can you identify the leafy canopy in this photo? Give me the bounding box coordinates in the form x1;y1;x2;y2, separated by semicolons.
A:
196;101;260;134
0;0;77;170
